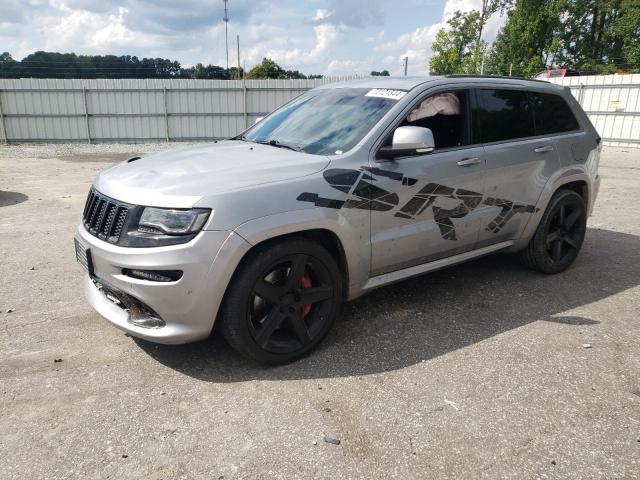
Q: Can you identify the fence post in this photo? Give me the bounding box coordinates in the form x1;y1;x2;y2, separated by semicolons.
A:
163;87;170;142
0;89;7;143
82;87;91;144
577;83;586;106
243;82;248;129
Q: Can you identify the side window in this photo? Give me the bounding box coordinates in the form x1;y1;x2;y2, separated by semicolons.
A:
401;90;468;150
472;89;534;143
531;92;580;134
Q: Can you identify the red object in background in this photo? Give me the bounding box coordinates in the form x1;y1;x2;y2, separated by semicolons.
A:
534;68;580;79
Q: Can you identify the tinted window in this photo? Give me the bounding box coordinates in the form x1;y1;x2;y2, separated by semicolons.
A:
401;90;468;149
531;92;580;134
473;89;534;143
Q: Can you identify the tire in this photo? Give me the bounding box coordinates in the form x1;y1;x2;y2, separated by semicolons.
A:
218;238;343;364
521;189;587;274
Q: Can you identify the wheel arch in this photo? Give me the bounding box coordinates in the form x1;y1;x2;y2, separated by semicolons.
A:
556;179;588;205
233;208;370;300
514;170;593;251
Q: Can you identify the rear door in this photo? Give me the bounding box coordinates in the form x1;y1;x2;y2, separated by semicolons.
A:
529;90;585;166
472;87;560;245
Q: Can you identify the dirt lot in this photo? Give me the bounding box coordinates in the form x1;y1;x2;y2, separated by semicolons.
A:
1;144;639;479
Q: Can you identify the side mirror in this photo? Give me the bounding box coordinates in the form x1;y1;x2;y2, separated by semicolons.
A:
254;116;264;125
377;126;435;160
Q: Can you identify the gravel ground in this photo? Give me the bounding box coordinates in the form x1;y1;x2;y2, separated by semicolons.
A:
1;144;639;479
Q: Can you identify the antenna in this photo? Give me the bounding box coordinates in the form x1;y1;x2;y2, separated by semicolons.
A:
223;0;229;71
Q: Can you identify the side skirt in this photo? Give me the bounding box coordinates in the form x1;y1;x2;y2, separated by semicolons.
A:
361;241;514;292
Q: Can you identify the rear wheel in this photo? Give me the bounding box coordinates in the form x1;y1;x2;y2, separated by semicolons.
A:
219;238;342;364
521;189;587;274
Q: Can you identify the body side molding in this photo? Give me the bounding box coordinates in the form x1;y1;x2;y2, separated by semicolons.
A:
362;240;514;292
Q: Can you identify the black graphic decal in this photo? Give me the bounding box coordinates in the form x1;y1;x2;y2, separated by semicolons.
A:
301;167;407;211
323;169;360;193
296;192;345;209
361;166;418;186
395;183;484;240
296;167;538;240
483;197;537;233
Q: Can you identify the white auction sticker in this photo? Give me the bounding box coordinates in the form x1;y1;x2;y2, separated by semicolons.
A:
365;88;407;100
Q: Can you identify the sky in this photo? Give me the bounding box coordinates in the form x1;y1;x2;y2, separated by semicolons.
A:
0;0;507;76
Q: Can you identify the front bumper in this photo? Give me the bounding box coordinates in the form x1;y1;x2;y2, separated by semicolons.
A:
76;225;251;344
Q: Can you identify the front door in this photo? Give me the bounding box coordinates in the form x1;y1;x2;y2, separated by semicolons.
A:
369;89;490;276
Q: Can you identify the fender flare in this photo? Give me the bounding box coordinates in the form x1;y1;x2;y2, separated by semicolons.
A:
513;167;592;250
233;207;370;299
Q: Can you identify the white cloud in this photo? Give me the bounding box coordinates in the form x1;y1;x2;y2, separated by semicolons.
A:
45;6;162;53
373;0;506;75
327;59;371;75
245;23;340;69
366;30;385;43
313;9;334;22
1;0;507;77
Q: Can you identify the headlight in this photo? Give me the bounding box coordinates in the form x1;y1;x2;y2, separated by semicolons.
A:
138;207;210;235
119;207;211;247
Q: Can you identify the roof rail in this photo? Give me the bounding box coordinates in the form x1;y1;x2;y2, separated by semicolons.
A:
445;74;551;84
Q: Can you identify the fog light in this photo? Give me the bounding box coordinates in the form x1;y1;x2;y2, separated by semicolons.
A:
129;315;166;328
93;278;166;329
123;269;183;282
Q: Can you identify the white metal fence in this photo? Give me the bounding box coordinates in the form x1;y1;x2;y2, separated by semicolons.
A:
0;77;359;143
0;74;638;147
549;74;640;148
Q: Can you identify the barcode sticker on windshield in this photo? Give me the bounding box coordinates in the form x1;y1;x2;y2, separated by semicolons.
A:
365;89;407;100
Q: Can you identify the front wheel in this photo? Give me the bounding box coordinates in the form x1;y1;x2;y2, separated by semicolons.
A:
521;189;587;274
218;238;343;364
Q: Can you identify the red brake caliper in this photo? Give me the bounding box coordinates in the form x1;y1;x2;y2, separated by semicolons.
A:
300;273;313;317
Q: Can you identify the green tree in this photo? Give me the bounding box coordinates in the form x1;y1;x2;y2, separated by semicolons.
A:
558;0;640;72
247;58;285;79
485;0;564;77
246;58;309;79
0;52;18;77
0;51;247;79
429;10;485;75
370;70;390;76
612;0;640;67
485;0;639;76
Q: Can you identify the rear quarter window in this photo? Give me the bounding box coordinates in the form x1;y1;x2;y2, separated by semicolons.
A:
530;92;580;134
472;89;535;143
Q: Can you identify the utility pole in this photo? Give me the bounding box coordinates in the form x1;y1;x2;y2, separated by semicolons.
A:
403;57;408;76
223;0;229;71
237;35;241;80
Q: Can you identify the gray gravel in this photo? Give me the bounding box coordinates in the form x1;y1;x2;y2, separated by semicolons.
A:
1;144;639;479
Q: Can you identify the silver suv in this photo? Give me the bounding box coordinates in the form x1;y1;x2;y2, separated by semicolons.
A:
75;76;601;364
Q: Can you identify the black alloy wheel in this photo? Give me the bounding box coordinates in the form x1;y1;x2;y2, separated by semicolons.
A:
521;189;587;273
249;253;334;353
544;201;584;264
219;238;342;364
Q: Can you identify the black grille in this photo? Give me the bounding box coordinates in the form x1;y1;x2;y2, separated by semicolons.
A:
82;188;130;243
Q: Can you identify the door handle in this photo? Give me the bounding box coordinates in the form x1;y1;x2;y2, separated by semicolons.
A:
457;157;481;167
534;145;554;153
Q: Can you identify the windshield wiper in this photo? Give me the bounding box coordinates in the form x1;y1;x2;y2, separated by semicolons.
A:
254;139;301;152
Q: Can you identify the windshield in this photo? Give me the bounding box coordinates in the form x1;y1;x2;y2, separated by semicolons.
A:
241;88;403;155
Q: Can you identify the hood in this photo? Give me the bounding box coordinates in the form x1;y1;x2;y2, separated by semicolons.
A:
95;140;330;208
